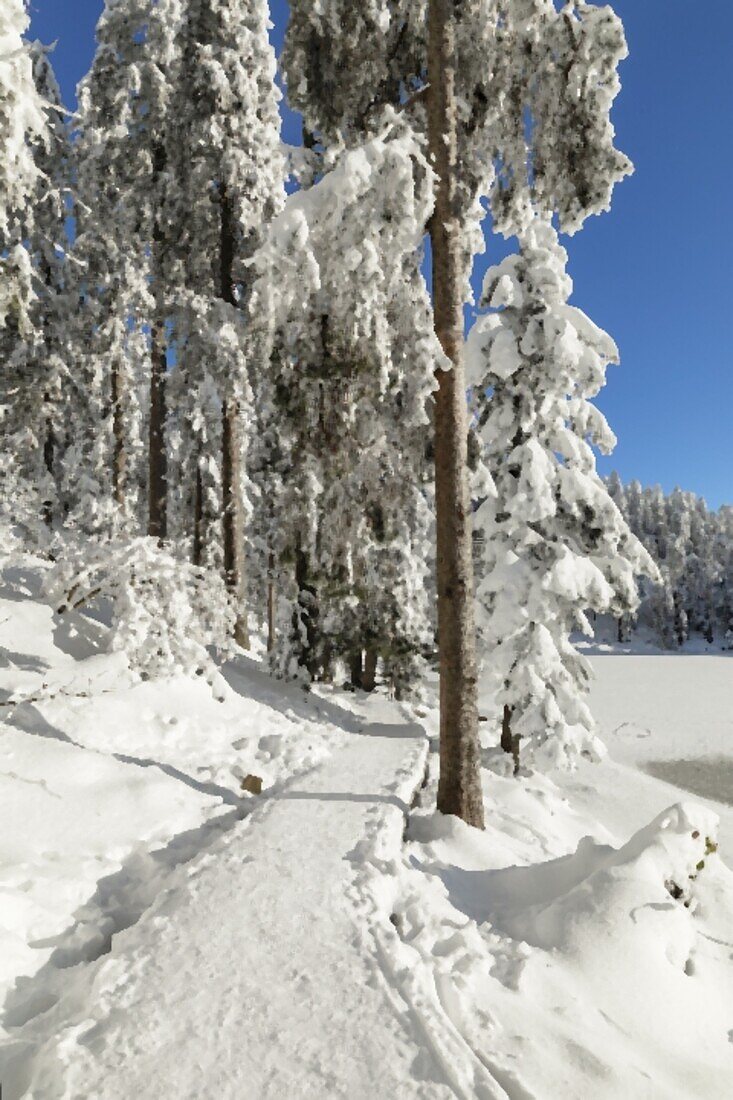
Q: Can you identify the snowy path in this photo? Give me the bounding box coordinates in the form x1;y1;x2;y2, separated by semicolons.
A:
3;705;456;1100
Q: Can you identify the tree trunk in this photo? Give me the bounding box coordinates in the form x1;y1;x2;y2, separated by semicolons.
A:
148;141;168;541
42;396;54;528
220;184;249;649
363;647;378;693
319;641;334;683
148;316;168;539
501;704;520;775
427;0;484;829
193;456;204;567
349;650;364;690
267;550;275;653
110;366;126;510
295;541;320;679
222;398;249;647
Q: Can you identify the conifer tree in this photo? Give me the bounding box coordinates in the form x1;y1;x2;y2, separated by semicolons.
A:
469;222;656;769
255;123;437;691
282;0;634;821
0;3;49;532
615;481;732;648
168;0;284;647
0;0;46;329
72;0;181;538
0;42;72;532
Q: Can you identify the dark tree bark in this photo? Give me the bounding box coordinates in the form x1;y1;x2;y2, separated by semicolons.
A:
110;366;126;509
40;254;57;529
349;650;364;690
501;704;520;775
428;0;484;829
148;315;168;539
193;457;204;567
294;542;321;679
318;641;334;683
148;141;168;540
220;183;249;648
363;647;378;693
42;395;55;528
267;550;276;653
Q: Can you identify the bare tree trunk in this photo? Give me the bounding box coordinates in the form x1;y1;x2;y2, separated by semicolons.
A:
148;142;168;541
267;550;275;653
428;0;484;829
148;314;168;539
42;396;55;528
193;457;204;567
110;366;126;509
363;647;378;693
501;704;520;775
222;399;249;647
349;650;364;690
219;183;249;649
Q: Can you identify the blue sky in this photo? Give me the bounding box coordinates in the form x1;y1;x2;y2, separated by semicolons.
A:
29;1;732;508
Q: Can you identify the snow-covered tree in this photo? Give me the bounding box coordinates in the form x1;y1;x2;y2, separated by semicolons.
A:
468;221;656;769
281;1;635;819
0;0;45;329
166;0;284;647
0;6;52;537
0;43;74;533
70;0;181;538
283;1;632;260
611;479;733;649
254;119;438;693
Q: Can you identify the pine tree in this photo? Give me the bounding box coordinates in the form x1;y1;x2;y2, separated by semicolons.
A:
167;0;284;647
281;0;634;821
469;221;656;769
254;123;438;692
0;0;46;328
72;0;181;538
0;42;72;534
0;2;49;531
608;481;733;648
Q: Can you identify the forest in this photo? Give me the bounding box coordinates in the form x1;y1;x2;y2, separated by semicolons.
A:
1;1;731;1097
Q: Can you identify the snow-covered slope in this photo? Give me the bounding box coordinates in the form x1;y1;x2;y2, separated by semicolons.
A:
0;551;343;1080
1;550;732;1098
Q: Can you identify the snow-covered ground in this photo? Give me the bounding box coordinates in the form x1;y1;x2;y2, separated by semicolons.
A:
1;550;731;1098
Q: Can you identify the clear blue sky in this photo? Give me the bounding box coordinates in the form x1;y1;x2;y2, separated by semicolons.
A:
29;1;732;509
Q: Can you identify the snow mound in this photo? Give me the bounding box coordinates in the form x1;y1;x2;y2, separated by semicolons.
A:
396;778;733;1099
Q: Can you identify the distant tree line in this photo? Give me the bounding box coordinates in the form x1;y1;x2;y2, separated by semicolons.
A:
607;474;733;648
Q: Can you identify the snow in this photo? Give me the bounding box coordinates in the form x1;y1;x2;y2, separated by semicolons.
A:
385;660;733;1098
0;552;340;1075
1;551;732;1098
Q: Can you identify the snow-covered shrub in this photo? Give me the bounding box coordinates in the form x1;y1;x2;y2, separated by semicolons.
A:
0;458;52;554
45;537;235;684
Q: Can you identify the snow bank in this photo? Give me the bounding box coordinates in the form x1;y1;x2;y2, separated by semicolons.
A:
393;770;733;1099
